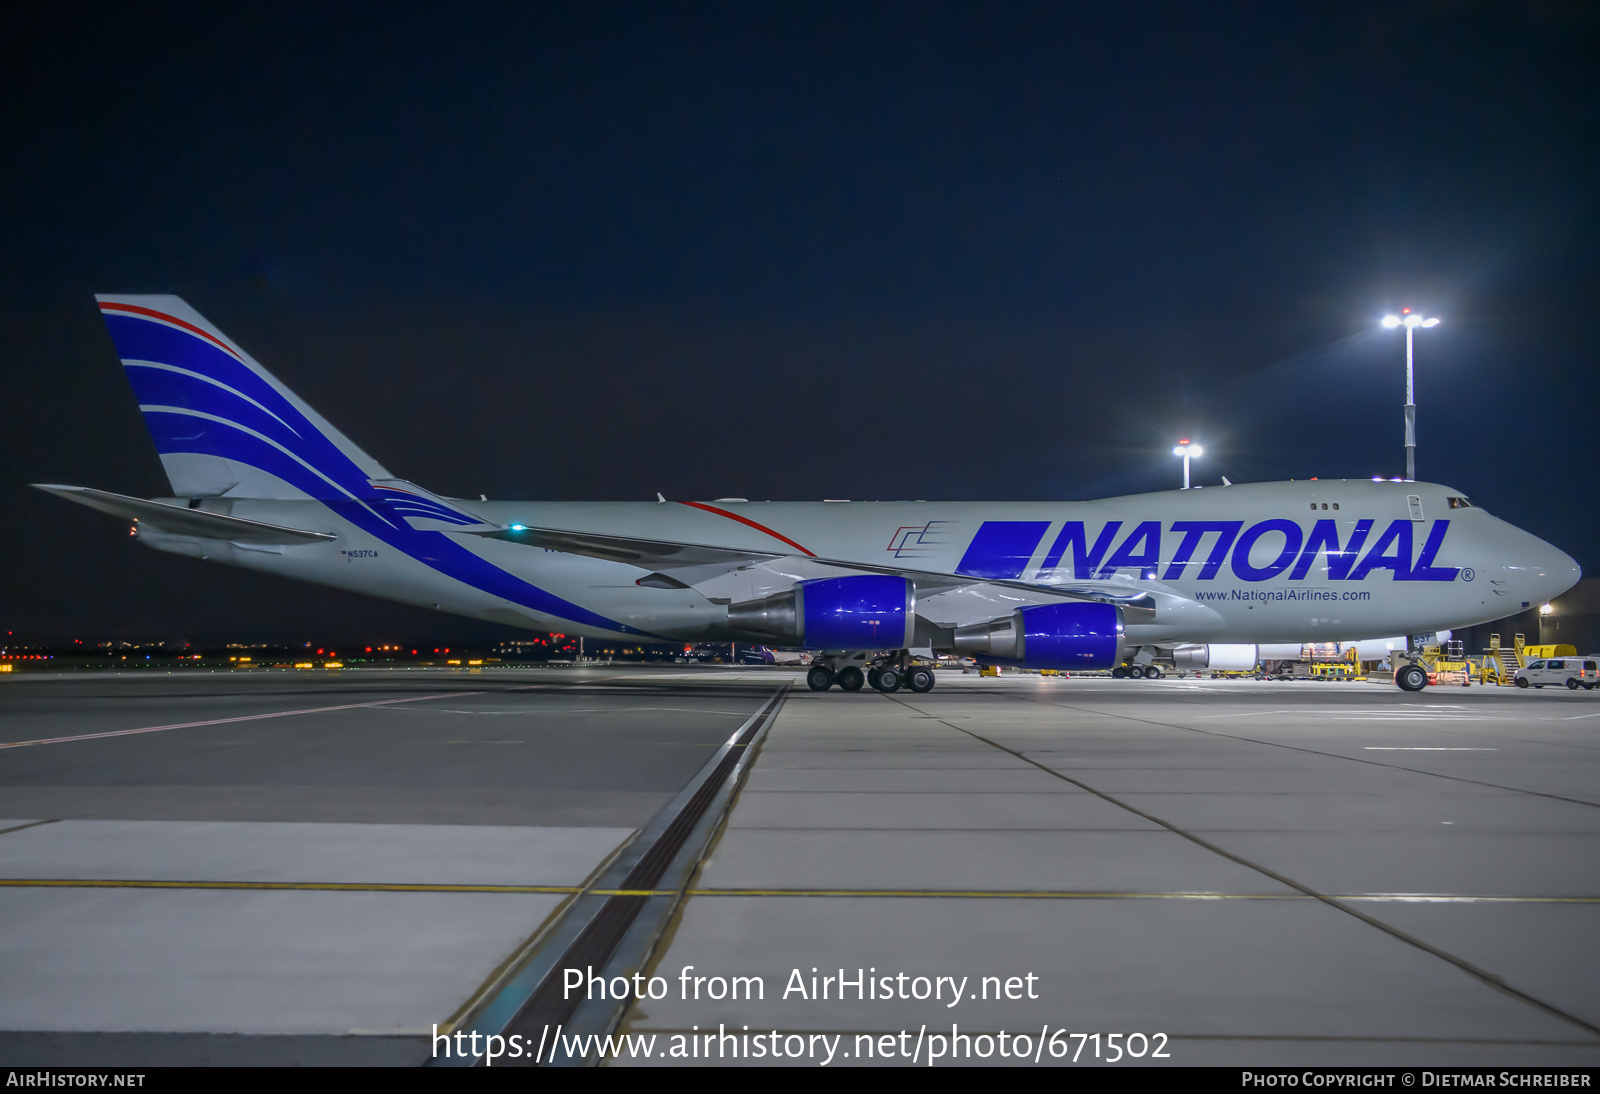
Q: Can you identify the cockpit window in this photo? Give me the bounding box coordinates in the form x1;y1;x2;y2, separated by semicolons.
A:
1447;497;1473;509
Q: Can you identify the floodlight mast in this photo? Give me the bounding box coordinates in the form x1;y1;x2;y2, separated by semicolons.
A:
1381;310;1440;481
1172;440;1202;489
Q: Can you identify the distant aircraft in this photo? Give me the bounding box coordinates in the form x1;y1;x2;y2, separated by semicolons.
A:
37;296;1580;693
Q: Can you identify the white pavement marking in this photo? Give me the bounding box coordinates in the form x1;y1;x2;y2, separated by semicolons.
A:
1363;747;1499;751
0;692;482;750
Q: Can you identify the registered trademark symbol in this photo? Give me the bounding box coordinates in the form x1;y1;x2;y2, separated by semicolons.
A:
1460;568;1475;582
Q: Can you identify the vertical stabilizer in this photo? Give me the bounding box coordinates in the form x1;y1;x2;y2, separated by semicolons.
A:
95;295;392;499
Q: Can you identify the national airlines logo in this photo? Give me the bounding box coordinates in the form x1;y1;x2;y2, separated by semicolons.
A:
887;521;955;558
955;519;1460;583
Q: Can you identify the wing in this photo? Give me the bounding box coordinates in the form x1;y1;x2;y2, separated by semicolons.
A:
473;524;1157;622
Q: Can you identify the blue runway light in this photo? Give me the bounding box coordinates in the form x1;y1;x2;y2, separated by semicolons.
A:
510;524;527;531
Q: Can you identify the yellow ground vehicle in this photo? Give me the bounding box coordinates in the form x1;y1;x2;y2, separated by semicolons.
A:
1414;640;1472;687
1520;644;1577;660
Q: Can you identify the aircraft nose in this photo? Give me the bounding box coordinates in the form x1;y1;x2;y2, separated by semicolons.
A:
1513;535;1581;606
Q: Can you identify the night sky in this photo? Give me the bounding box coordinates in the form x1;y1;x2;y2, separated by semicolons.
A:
3;2;1596;645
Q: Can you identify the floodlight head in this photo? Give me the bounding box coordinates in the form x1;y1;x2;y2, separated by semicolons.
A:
1404;314;1424;328
1421;317;1440;327
1540;602;1554;617
1172;446;1187;457
1382;316;1402;328
1188;444;1203;458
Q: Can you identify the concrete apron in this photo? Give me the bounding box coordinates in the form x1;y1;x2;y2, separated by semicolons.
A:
614;681;1600;1067
0;820;632;1037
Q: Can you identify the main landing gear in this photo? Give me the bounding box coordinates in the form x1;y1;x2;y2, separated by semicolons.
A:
807;653;935;694
807;664;864;692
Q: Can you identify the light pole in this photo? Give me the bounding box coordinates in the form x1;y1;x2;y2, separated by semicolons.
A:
1172;439;1202;489
1381;309;1440;481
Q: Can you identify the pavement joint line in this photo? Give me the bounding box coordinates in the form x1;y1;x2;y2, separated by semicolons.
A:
0;691;485;750
1003;691;1600;810
0;878;585;893
890;692;1600;1042
7;879;1593;902
0;820;58;838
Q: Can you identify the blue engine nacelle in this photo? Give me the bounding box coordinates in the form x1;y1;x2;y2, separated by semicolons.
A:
952;601;1125;669
725;574;914;650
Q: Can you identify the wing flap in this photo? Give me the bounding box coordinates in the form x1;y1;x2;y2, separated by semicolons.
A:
484;525;783;568
33;484;336;545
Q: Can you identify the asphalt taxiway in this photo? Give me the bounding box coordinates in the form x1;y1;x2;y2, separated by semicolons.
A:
2;666;1598;1066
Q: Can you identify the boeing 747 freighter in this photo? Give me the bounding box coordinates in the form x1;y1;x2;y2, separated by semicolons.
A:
35;296;1581;693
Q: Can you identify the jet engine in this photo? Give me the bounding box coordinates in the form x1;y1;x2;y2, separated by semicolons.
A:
952;601;1125;670
726;575;914;649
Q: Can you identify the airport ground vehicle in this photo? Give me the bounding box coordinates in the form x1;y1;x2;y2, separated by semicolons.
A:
1514;657;1600;690
35;296;1583;693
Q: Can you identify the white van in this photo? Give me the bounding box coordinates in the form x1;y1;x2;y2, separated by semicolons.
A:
1514;657;1599;690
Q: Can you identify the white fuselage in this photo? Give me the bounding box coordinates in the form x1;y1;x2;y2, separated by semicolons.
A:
136;478;1579;649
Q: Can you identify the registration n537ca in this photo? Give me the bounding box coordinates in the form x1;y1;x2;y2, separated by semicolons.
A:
37;296;1579;693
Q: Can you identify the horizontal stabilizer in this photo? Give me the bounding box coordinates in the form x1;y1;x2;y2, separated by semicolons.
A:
32;485;336;545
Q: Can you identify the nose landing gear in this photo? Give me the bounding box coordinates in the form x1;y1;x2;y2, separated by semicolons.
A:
1395;663;1428;692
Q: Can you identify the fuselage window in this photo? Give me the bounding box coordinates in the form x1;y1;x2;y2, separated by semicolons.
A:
1332;503;1339;510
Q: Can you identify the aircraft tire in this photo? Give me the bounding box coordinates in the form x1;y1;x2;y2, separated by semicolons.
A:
866;668;882;690
1145;666;1162;680
1127;665;1145;679
1396;664;1428;692
877;667;903;692
1515;677;1530;688
837;666;865;692
1111;666;1129;679
907;667;935;693
806;666;834;692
